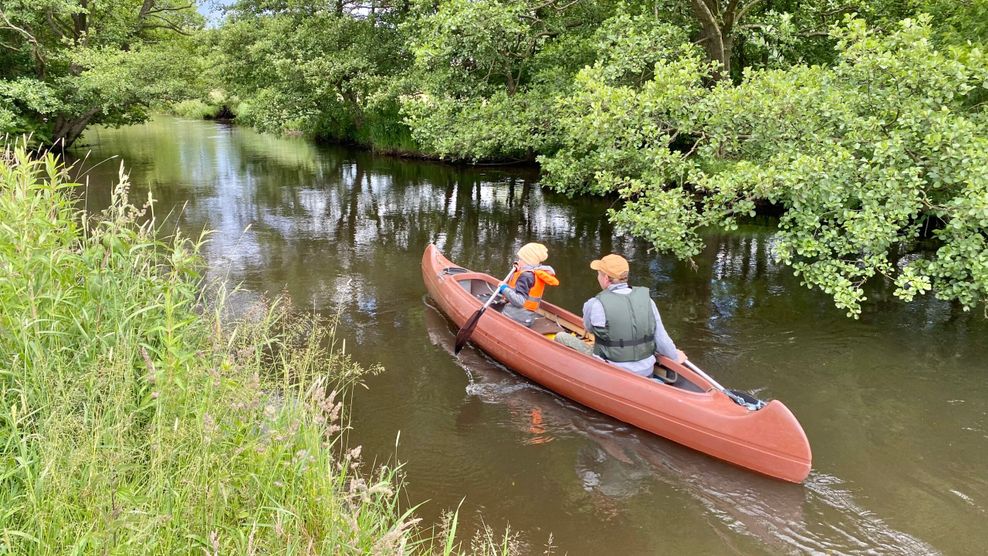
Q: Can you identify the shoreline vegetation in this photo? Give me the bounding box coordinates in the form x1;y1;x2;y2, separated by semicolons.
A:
0;143;520;554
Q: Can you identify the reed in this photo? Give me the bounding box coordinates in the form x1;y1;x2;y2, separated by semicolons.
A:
356;105;421;156
0;142;514;554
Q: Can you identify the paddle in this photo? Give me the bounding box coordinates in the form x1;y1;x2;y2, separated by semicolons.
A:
682;359;765;410
454;267;516;355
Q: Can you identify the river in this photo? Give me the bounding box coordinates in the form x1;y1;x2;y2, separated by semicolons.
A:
76;117;987;555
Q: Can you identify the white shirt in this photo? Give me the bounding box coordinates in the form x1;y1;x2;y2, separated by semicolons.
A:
582;283;678;377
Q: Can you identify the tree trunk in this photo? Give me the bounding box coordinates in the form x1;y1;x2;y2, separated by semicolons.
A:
51;108;100;149
73;0;88;44
689;0;731;79
505;69;517;96
689;0;761;81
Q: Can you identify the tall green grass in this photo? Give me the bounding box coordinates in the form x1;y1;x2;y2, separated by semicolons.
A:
285;101;423;156
347;103;421;156
0;142;517;554
167;90;237;120
169;98;225;120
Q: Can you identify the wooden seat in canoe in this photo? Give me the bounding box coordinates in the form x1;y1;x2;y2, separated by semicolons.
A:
530;317;564;335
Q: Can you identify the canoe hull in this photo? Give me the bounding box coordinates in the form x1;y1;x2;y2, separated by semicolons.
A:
422;244;812;483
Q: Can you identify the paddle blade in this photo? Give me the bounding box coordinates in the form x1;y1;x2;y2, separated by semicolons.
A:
453;307;486;354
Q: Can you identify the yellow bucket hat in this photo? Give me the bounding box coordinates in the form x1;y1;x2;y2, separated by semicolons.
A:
517;242;549;266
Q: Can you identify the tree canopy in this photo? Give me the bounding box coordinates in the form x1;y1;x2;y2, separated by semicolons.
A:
541;16;988;316
0;0;202;147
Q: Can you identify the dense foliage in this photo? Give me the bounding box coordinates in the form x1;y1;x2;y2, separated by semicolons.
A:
206;0;416;151
0;0;202;147
0;144;402;551
541;16;988;316
3;0;985;314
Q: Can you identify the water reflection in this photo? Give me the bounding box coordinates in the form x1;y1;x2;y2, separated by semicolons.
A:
74;117;988;555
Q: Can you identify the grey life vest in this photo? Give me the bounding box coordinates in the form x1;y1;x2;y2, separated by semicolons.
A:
591;287;657;362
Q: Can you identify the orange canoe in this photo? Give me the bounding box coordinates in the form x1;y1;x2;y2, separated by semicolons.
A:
422;244;812;483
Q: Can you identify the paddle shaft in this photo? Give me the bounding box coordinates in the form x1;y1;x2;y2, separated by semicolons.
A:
683;360;750;407
453;267;516;354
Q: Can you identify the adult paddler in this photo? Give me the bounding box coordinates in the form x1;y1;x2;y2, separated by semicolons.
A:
581;253;685;376
497;242;559;327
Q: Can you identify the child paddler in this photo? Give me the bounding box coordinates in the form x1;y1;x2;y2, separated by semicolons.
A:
497;242;559;327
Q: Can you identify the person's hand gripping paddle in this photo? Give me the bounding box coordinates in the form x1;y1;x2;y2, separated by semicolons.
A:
454;267;516;354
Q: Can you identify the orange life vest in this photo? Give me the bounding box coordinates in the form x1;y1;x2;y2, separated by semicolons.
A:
507;267;560;311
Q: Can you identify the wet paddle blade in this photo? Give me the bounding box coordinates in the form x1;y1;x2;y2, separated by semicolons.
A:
454;307;486;354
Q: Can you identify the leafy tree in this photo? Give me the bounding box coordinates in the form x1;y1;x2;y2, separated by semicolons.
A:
397;0;929;160
913;0;988;46
671;0;920;79
544;17;988;316
399;0;608;160
215;0;411;147
0;0;202;147
539;14;709;199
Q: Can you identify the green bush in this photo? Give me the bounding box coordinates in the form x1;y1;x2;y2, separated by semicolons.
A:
168;95;237;120
0;143;419;553
170;99;218;119
541;17;988;317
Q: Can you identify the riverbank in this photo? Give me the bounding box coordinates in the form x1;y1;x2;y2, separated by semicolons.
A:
164;105;448;161
0;143;513;554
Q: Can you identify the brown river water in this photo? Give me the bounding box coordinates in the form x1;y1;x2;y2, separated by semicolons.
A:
76;117;987;555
